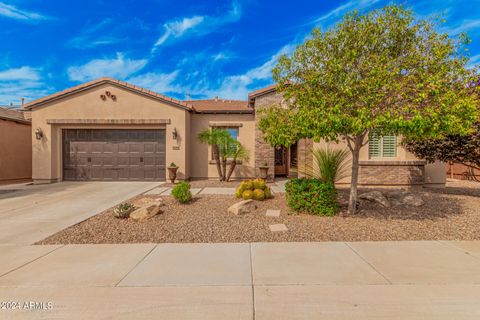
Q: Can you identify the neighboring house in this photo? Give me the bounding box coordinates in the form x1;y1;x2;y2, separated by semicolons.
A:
0;107;32;184
26;78;445;186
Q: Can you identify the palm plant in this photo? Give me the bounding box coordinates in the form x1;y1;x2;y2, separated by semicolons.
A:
197;128;231;181
225;140;250;181
302;148;350;185
197;128;249;181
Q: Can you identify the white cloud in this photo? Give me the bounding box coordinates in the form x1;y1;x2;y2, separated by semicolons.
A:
127;71;181;94
152;1;241;50
0;66;40;81
154;16;205;47
207;45;294;99
0;2;48;21
67;18;124;49
446;19;480;35
67;53;148;82
313;0;381;27
0;66;48;105
467;53;480;69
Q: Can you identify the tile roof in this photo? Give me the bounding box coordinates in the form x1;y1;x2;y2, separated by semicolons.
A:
0;107;30;124
186;99;252;113
24;77;191;111
248;84;277;100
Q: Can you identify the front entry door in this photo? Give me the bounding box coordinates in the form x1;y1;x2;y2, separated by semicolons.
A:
274;146;288;176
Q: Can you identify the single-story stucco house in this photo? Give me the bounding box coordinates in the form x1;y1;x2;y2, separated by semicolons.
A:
0;107;32;184
25;77;445;186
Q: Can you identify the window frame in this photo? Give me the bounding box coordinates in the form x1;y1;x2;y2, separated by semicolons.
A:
368;132;397;159
210;127;239;160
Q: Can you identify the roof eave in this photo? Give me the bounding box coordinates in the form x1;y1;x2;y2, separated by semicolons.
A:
25;78;191;112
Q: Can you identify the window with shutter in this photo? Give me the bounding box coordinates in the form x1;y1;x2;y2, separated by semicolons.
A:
368;132;397;158
368;132;381;158
381;135;397;157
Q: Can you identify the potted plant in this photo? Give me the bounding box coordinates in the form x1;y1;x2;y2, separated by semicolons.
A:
167;162;179;183
258;161;269;180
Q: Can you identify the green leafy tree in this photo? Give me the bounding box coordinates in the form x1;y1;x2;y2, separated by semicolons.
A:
259;5;479;213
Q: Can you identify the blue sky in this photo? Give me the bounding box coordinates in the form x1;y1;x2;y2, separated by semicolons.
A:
0;0;479;105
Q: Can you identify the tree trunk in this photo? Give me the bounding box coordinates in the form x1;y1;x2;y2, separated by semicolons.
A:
212;145;223;181
347;137;363;214
221;157;227;181
226;159;237;182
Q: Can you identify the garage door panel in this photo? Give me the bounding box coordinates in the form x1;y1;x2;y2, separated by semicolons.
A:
143;143;155;153
156;155;166;166
63;129;166;181
143;156;156;166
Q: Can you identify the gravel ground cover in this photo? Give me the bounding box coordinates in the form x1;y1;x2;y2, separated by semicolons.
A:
37;180;480;244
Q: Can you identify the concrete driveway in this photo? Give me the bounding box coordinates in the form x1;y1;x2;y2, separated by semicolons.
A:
0;181;160;244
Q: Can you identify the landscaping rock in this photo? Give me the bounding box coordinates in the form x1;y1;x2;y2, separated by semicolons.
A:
266;209;281;217
359;191;390;207
386;190;424;207
130;202;162;220
227;199;257;215
132;197;163;208
269;224;288;232
401;194;425;207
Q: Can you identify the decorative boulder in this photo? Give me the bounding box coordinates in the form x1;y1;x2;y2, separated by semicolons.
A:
386;190;424;207
227;199;257;215
401;194;424;207
359;191;390;208
130;202;162;220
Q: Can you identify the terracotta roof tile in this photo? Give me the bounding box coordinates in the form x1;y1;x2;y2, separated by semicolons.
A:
0;107;30;124
186;99;252;113
248;84;277;100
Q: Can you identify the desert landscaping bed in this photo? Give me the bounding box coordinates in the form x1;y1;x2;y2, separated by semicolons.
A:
37;180;480;244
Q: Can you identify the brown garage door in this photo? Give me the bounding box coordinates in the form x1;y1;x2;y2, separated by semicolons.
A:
63;129;166;181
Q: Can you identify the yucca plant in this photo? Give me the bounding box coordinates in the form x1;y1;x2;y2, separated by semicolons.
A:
302;148;350;185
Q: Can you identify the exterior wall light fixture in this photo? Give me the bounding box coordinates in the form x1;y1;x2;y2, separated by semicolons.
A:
35;128;43;140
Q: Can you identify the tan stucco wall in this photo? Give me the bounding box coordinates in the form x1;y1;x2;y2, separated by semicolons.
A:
189;113;256;179
311;137;446;186
0;119;32;183
31;83;189;183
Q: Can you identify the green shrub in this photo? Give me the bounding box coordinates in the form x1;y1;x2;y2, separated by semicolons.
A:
252;188;265;201
241;179;254;191
252;178;266;190
235;178;271;201
235;186;243;198
264;186;272;199
285;178;337;216
301;148;350;185
113;202;135;219
242;190;253;200
171;181;192;204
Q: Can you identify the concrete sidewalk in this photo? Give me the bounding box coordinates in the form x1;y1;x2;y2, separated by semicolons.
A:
1;241;480;319
145;181;286;196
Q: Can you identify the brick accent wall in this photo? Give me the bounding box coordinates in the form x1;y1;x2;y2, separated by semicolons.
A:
253;91;284;181
358;160;425;185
